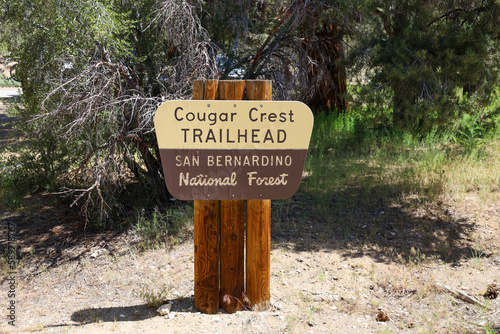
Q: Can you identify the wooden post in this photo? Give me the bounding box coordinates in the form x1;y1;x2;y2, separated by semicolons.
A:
245;80;272;310
192;79;273;313
193;79;220;314
218;80;246;313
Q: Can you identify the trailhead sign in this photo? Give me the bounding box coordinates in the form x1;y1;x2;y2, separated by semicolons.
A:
154;100;314;200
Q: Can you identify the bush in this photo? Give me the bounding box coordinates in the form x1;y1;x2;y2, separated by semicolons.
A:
1;0;218;225
134;205;193;250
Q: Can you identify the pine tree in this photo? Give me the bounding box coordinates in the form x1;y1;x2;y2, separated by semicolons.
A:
349;0;499;132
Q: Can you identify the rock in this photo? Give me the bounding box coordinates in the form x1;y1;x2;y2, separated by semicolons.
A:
89;248;109;258
303;289;338;302
168;312;175;320
272;302;283;310
477;320;488;327
157;303;172;315
3;212;11;216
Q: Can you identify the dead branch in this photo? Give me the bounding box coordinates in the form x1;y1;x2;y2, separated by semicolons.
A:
23;1;219;222
436;283;490;309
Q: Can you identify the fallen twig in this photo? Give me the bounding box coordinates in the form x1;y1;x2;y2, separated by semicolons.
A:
83;277;97;287
436;283;490;309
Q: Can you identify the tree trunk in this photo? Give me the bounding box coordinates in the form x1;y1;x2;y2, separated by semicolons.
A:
303;21;349;112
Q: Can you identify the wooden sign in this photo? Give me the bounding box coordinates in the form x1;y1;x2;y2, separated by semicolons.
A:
154;100;314;200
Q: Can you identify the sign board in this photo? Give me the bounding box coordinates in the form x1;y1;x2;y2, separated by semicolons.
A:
154;100;314;200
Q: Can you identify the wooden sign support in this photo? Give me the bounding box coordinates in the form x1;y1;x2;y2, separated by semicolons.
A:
218;80;245;313
245;80;272;311
193;79;272;314
193;79;220;314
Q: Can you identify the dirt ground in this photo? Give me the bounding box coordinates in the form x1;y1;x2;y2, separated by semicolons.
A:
1;97;499;334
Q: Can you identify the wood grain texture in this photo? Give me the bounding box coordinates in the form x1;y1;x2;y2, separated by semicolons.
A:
245;79;272;310
245;199;271;310
217;80;246;313
193;79;219;100
245;80;272;101
218;80;245;101
194;200;220;314
219;200;245;312
193;79;220;314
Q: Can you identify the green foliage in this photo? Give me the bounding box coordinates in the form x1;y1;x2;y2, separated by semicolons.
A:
304;104;498;212
136;282;173;308
348;0;499;134
483;325;499;334
445;93;500;155
0;74;20;87
0;117;76;209
453;113;486;152
0;0;137;215
1;135;73;191
0;0;213;223
134;205;193;250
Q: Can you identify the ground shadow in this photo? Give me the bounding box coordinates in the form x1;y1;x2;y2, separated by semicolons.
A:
70;296;199;325
0;200;133;283
270;178;487;265
71;304;157;324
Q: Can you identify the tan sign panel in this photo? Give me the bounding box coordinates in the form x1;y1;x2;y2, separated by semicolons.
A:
155;100;313;150
154;100;314;200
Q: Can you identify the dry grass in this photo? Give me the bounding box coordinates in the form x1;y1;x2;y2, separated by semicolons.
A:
444;141;500;204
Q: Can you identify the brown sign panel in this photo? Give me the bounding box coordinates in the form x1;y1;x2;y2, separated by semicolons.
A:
160;149;308;200
154;100;313;200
